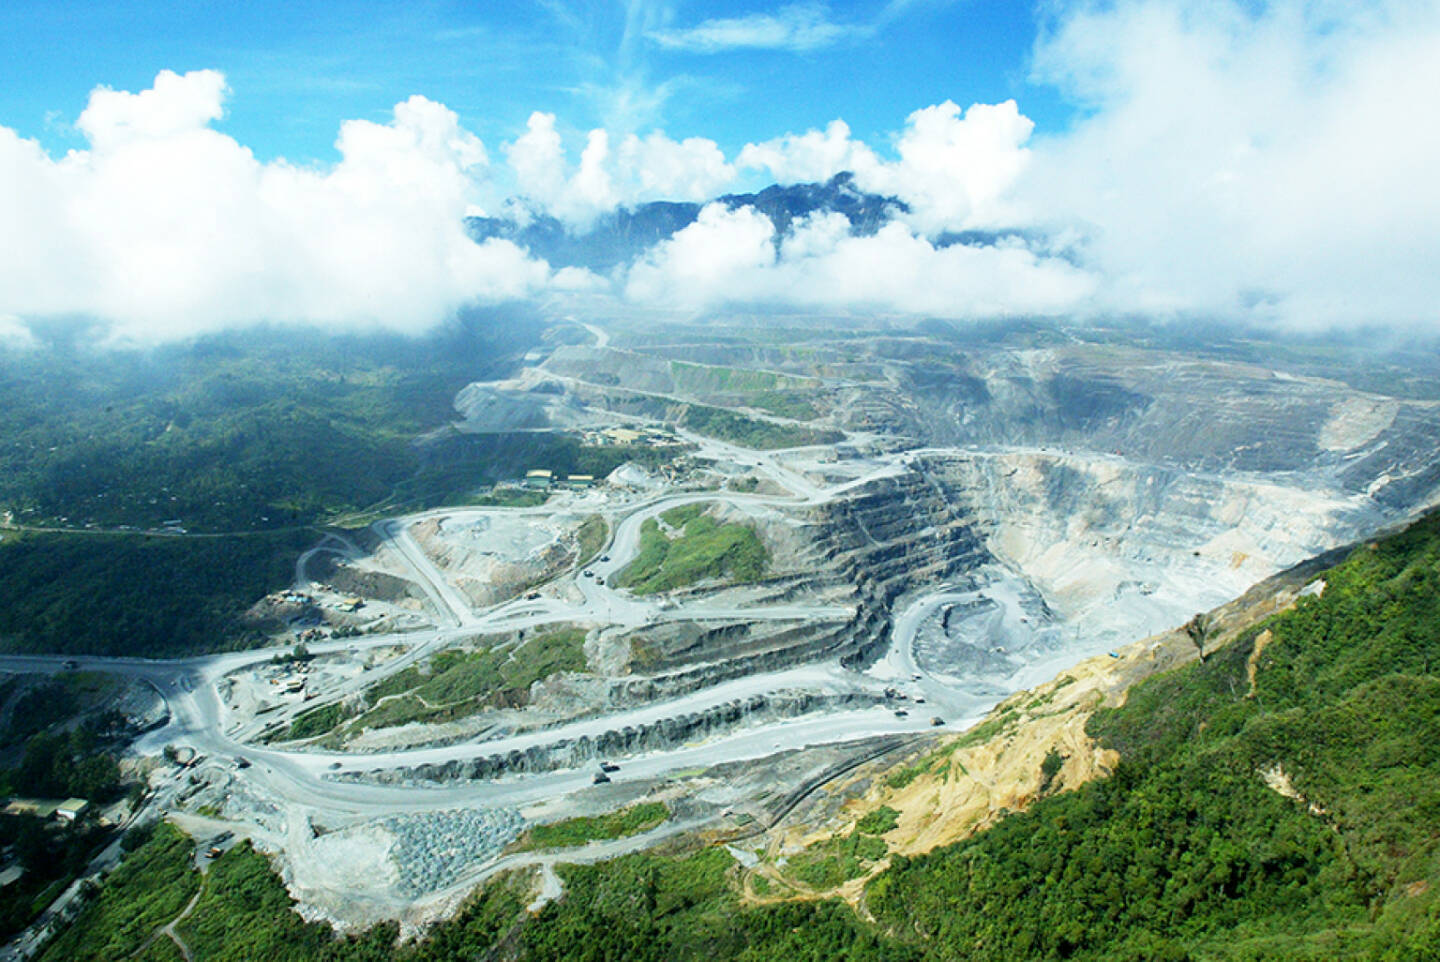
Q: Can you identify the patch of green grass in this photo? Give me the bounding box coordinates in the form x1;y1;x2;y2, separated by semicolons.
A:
285;701;356;741
677;403;842;450
659;503;706;528
366;665;424;701
349;693;433;731
503;628;588;688
515;801;670;851
856;806;901;836
422;648;512;702
786;833;889;890
746;391;822;421
883;739;967;791
132;935;187;962
668;361;811;395
616;509;769;595
949;702;1021;750
469;488;550;508
577;514;608;566
883;766;923;791
348;629;588;733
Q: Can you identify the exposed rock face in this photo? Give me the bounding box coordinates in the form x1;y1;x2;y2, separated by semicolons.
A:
806;539;1353;860
452;366;605;433
920;449;1384;651
410;322;1440;785
311;554;425;605
346;690;881;784
613;473;990;691
816;475;986;619
410;514;575;608
338;471;999;771
882;343;1440;506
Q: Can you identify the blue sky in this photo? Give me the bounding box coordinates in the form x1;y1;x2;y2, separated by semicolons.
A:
2;1;1438;342
0;0;1070;168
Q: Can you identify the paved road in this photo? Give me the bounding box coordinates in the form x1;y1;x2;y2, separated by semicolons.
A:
375;519;478;628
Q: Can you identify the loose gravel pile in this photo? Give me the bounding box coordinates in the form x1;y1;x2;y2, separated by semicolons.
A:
382;807;524;896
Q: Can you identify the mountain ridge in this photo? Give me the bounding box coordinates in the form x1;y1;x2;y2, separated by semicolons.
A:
465;172;907;272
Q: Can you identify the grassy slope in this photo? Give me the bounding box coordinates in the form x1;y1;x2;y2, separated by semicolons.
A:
305;629;590;738
616;510;769;595
577;514;609;566
38;823;200;962
515;801;670;851
678;404;842;450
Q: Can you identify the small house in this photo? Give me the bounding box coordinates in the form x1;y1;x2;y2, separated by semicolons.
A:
55;798;89;823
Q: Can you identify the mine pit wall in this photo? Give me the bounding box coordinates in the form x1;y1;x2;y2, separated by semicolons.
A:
912;450;1386;634
660;570;851;608
343;690;882;785
615;612;884;703
814;473;990;668
617;472;990;696
310;554;426;605
344;473;993;785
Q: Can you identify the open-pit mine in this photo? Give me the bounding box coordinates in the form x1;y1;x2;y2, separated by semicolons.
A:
6;318;1438;935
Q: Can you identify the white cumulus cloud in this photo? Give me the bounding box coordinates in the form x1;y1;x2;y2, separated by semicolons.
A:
9;0;1440;342
617;131;735;203
1020;0;1440;329
625;203;778;307
0;69;549;343
624;203;1095;316
739;100;1034;235
735;119;882;186
504;112;733;228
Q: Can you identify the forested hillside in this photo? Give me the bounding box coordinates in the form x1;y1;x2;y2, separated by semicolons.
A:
0;529;313;655
45;510;1440;959
0;315;539;532
0;313;580;657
